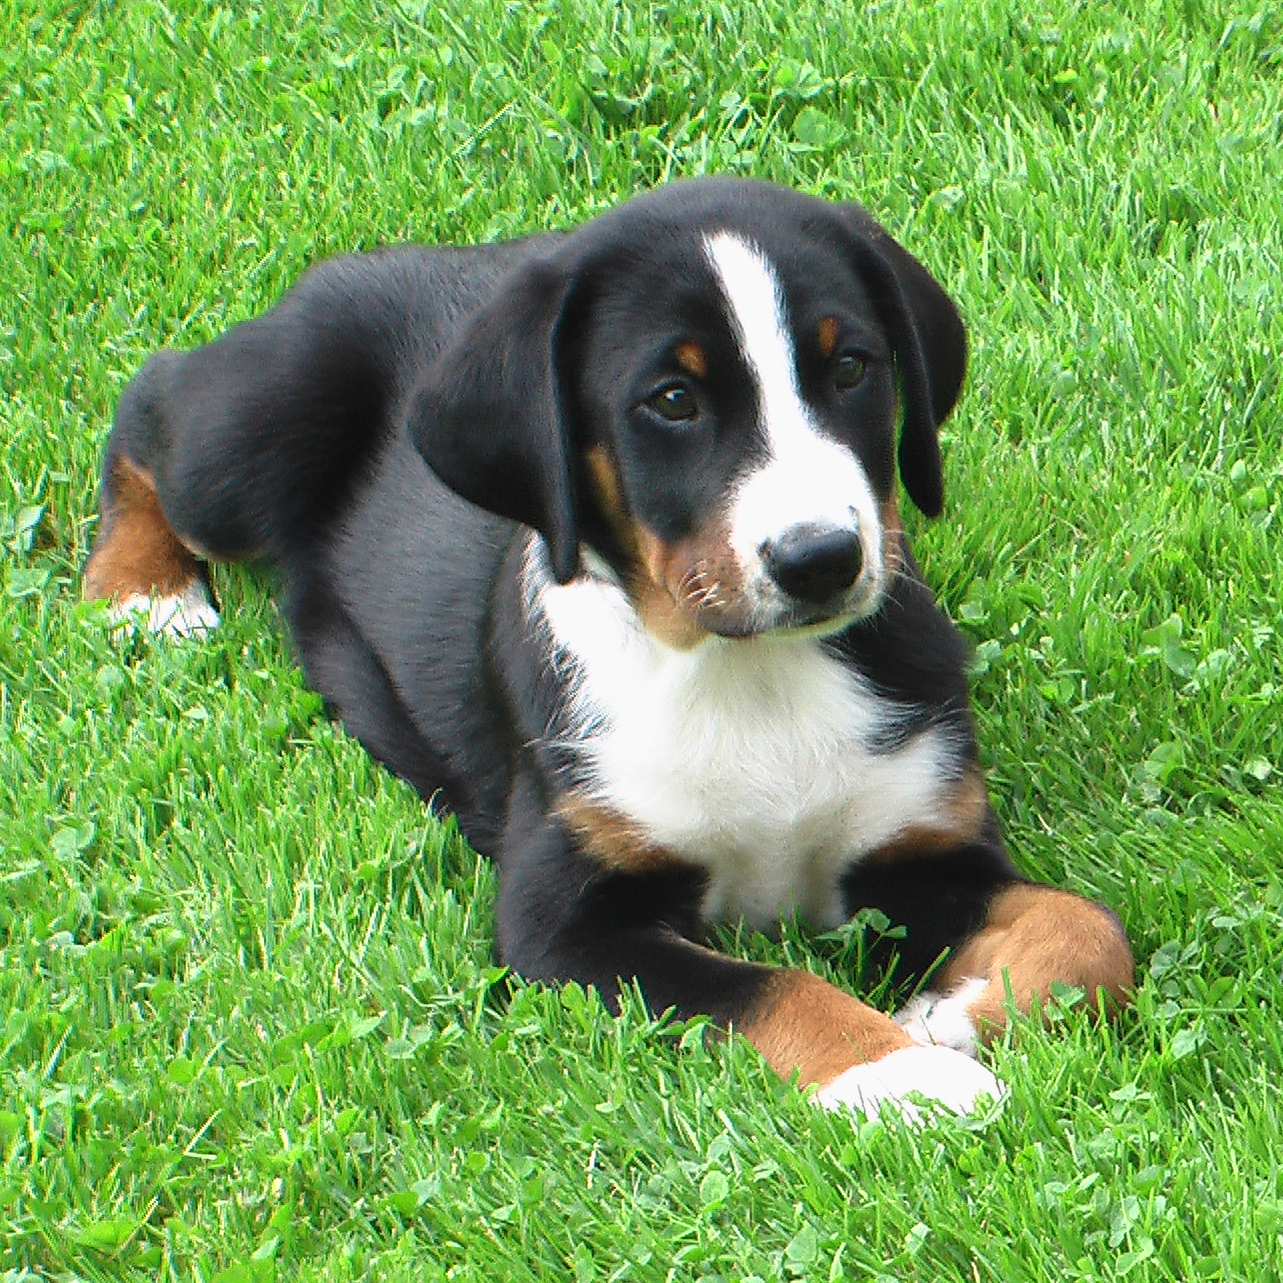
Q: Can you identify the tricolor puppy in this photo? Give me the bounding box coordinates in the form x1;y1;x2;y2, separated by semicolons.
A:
84;177;1134;1119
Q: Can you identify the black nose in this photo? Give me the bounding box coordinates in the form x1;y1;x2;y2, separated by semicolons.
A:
762;527;864;604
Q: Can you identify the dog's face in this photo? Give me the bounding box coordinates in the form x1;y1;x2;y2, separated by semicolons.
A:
410;178;966;646
570;223;904;644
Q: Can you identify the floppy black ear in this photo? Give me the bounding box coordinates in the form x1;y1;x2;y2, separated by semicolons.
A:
407;255;582;582
840;204;967;518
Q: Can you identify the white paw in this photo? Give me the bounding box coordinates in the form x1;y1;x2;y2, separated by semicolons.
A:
112;584;221;637
895;976;987;1056
815;1044;1005;1124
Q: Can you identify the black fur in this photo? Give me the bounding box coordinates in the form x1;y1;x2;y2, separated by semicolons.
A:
93;177;1025;1040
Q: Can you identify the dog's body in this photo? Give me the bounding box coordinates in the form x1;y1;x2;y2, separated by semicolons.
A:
85;178;1133;1118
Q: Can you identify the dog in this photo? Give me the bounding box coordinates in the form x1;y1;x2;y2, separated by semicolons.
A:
83;177;1134;1119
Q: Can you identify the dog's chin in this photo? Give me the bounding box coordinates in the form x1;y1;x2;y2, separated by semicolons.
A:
700;583;886;642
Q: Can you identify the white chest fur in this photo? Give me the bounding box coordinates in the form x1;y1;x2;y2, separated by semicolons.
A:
536;571;961;931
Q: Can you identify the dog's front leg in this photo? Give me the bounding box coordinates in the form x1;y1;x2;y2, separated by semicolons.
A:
493;812;1003;1122
893;880;1135;1054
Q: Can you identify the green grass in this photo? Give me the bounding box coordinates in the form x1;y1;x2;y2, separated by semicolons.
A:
4;0;1283;1277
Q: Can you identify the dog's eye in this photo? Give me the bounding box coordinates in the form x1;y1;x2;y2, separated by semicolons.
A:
833;353;867;391
646;383;699;422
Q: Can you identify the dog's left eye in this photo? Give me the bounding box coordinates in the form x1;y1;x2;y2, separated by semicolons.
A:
833;353;867;391
646;383;699;422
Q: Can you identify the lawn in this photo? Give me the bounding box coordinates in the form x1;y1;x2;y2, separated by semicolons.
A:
4;0;1283;1278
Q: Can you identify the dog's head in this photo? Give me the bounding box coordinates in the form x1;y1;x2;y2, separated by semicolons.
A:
409;177;966;646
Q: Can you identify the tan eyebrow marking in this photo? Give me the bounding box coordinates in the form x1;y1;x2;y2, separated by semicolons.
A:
675;341;707;379
818;316;839;358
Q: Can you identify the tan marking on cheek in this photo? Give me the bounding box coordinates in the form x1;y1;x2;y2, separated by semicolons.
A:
879;496;902;538
557;793;685;874
940;882;1135;1042
584;445;632;545
630;525;708;649
82;457;203;602
818;316;839;359
582;446;731;648
877;495;906;583
579;451;753;647
738;969;912;1087
675;341;707;379
866;769;991;864
630;519;750;649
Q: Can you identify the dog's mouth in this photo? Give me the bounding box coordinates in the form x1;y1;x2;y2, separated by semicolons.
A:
692;522;891;641
605;513;892;649
639;538;888;642
697;581;886;641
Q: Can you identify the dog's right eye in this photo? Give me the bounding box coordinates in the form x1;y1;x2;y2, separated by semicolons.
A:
645;383;699;423
833;352;868;391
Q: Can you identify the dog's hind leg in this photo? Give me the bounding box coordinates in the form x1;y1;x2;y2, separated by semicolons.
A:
83;414;221;637
86;285;394;637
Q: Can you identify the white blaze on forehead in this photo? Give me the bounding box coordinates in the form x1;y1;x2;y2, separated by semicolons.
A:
700;231;883;609
701;232;810;438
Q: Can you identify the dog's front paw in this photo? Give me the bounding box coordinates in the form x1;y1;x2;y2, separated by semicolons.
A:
894;976;989;1056
814;1044;1004;1123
